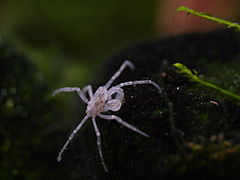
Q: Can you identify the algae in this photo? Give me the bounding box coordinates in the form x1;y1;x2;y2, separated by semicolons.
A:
98;29;240;179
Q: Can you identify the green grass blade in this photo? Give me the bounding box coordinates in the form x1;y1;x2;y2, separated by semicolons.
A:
173;63;240;101
177;6;240;31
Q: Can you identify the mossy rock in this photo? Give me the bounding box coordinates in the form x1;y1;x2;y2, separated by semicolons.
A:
96;29;240;179
2;29;240;179
0;36;84;180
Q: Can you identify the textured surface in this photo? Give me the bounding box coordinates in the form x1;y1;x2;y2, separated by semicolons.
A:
1;29;240;179
98;29;240;179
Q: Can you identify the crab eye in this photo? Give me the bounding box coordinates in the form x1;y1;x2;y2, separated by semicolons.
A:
104;99;121;111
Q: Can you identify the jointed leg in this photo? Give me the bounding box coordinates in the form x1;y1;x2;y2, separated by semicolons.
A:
57;115;89;162
82;85;93;99
92;117;108;172
52;87;89;104
115;80;161;93
99;114;150;138
105;60;135;89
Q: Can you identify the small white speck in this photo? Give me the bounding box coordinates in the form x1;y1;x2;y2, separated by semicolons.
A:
210;100;219;106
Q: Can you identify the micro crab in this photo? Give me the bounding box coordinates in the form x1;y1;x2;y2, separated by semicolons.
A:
52;60;161;172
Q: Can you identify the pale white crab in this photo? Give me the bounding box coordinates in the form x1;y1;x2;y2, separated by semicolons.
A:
52;60;161;172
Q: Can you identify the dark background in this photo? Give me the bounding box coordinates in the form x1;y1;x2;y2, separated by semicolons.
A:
1;1;240;179
0;0;159;87
0;1;160;179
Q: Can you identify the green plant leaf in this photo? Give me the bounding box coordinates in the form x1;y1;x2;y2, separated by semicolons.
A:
173;63;240;101
177;6;240;31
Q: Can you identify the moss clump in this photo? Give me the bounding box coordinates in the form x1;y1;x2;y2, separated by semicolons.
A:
2;28;240;180
96;29;240;179
0;36;90;180
166;139;240;179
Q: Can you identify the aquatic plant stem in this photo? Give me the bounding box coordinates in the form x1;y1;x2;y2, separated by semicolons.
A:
173;63;240;101
177;6;240;31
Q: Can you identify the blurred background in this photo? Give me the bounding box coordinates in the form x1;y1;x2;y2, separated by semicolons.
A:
0;0;238;87
0;0;159;88
0;0;239;179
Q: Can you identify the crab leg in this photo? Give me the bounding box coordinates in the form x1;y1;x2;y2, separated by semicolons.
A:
92;117;108;172
115;80;161;93
99;114;150;138
105;60;135;89
52;87;89;104
57;115;89;162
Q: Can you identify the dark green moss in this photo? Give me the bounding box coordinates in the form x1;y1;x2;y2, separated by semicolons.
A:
97;29;240;179
2;29;240;179
0;36;95;180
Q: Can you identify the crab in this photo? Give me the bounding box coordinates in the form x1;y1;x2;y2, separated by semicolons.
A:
52;60;161;172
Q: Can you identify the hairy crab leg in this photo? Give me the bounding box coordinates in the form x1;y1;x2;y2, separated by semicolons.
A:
57;115;89;162
105;60;135;89
82;85;93;99
92;117;108;172
99;114;150;138
52;87;89;104
115;80;161;93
